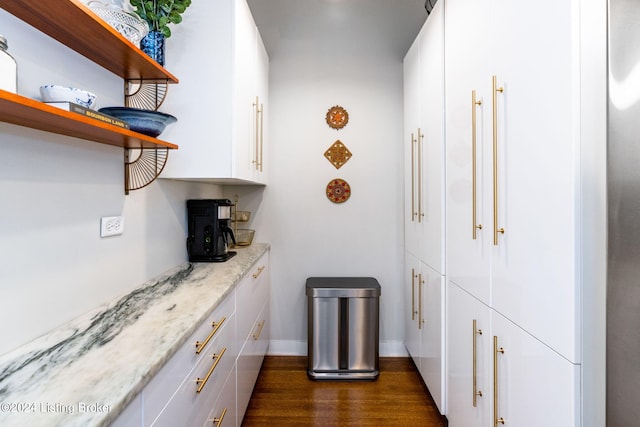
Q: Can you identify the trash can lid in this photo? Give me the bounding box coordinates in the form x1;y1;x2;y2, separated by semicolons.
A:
306;277;381;297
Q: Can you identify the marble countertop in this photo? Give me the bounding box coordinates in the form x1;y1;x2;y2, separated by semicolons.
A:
0;243;269;427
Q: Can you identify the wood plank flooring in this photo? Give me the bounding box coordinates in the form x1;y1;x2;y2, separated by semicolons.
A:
241;356;446;426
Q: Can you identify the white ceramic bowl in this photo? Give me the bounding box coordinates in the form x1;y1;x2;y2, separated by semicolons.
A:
40;85;97;109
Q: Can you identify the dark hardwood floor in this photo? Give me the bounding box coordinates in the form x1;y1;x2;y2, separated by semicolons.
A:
242;356;446;426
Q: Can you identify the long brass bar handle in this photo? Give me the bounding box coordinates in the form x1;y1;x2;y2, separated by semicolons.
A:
252;96;260;170
411;132;417;222
196;347;227;393
258;102;264;172
492;76;505;246
472;90;483;240
252;265;265;279
411;268;416;321
252;320;266;340
417;128;424;223
418;273;425;330
209;407;227;427
195;317;227;354
472;319;483;407
493;336;505;425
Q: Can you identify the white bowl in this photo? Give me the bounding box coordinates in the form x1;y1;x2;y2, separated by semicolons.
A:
40;85;97;109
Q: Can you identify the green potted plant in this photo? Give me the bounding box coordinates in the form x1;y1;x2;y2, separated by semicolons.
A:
130;0;192;66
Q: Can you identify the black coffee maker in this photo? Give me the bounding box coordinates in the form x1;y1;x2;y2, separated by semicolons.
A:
186;199;236;262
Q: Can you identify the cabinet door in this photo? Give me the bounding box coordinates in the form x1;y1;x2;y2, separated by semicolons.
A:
492;312;579;427
489;0;578;362
418;0;445;275
233;0;258;182
404;251;421;363
444;0;491;304
404;35;421;258
447;282;491;427
203;365;237;427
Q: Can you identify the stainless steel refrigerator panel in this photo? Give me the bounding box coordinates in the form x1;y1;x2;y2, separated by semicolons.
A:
607;0;640;424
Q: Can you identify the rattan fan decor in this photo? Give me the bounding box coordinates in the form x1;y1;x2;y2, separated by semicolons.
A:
125;80;168;111
124;148;169;193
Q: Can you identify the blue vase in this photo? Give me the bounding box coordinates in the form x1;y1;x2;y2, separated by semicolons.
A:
140;31;165;67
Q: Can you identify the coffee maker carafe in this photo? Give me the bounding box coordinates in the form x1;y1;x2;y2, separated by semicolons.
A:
186;199;237;262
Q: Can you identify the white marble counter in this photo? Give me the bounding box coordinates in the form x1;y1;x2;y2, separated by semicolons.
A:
0;243;269;427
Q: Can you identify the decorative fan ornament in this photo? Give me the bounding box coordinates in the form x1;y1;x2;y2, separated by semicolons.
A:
125;80;168;111
124;148;169;194
325;105;349;130
326;178;351;203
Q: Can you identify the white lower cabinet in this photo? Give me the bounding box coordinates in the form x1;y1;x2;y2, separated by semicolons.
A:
447;282;579;427
405;251;444;412
111;251;270;427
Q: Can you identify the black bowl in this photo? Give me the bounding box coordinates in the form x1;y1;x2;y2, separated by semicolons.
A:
98;107;177;137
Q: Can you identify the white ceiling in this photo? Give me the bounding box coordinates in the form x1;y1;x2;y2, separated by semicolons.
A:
247;0;429;61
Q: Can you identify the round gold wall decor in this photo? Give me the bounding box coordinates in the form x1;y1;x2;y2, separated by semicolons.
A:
326;178;351;203
326;105;349;130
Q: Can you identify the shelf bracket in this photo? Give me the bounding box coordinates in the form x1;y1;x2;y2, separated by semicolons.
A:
124;148;169;195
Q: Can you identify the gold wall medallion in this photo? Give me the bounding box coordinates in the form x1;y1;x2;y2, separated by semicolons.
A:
326;178;351;203
324;140;352;169
326;105;349;130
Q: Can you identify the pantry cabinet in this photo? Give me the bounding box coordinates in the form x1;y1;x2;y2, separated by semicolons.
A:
444;0;578;363
403;0;445;413
404;252;444;412
447;283;579;427
161;0;268;185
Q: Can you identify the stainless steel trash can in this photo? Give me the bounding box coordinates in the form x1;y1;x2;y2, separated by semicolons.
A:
306;277;381;380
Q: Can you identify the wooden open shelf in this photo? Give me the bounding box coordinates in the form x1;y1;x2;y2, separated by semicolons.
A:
0;90;178;149
0;0;179;84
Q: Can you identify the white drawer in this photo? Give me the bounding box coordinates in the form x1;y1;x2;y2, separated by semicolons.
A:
236;253;269;344
202;364;237;427
143;294;235;423
150;318;236;427
237;303;269;423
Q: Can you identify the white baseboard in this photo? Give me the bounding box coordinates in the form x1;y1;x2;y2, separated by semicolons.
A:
267;340;408;357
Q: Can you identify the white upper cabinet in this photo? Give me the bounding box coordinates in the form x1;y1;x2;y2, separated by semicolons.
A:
445;0;579;363
161;0;268;184
403;1;445;275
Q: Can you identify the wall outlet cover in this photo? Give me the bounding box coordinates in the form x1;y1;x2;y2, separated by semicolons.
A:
100;216;124;237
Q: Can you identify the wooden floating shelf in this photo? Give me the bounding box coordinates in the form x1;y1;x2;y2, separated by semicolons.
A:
0;0;179;84
0;90;178;150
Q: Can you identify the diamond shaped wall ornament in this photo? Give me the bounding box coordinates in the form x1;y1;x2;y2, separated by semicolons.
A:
324;140;352;169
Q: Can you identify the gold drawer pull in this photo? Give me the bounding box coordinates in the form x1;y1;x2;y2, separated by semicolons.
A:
493;336;505;425
195;317;226;354
252;266;265;279
472;90;483;239
492;75;505;246
472;319;483;407
252;320;266;340
196;347;227;393
210;407;227;427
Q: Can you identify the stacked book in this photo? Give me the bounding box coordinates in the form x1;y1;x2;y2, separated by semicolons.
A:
45;101;129;129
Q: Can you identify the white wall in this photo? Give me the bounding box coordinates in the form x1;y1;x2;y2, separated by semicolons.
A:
250;48;406;356
0;10;223;355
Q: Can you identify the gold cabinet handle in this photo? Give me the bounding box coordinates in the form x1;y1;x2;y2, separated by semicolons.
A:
252;265;265;279
493;336;505;425
492;76;505;245
411;268;416;321
195;317;226;354
472;90;483;239
411;132;417;222
417;128;425;223
252;96;260;170
258;102;264;172
252;319;266;340
472;319;483;407
209;407;227;427
196;347;227;393
418;273;425;330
